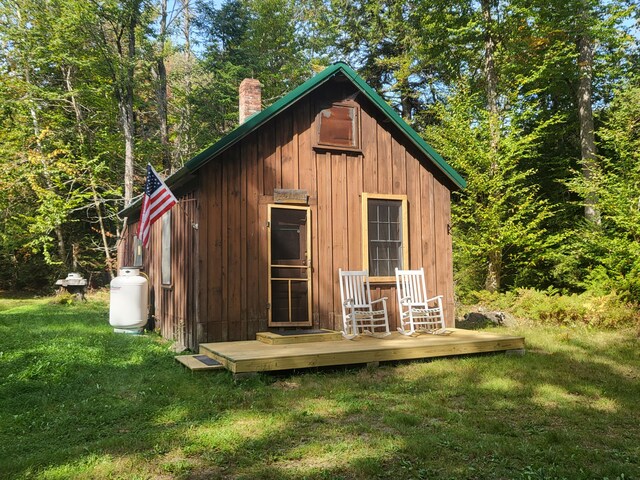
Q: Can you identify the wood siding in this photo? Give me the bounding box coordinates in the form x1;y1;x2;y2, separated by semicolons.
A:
196;81;455;344
118;191;198;348
118;78;456;349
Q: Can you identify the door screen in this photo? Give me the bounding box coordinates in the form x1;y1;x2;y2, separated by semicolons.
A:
268;206;312;326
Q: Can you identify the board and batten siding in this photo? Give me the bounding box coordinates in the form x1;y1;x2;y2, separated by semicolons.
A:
196;85;455;344
118;191;199;349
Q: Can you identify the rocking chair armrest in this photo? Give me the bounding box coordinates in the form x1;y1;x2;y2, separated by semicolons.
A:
370;297;388;305
399;296;412;305
343;298;356;307
407;302;429;309
425;295;444;303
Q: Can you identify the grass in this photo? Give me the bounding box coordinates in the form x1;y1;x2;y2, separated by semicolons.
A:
0;294;638;479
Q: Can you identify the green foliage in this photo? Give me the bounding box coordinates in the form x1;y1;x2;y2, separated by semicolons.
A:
0;0;639;301
558;82;640;301
193;0;314;140
425;83;557;293
467;288;639;328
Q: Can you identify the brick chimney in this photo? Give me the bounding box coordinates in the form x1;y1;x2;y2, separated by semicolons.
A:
239;78;262;124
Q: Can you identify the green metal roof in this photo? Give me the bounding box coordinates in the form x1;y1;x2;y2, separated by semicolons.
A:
120;62;465;218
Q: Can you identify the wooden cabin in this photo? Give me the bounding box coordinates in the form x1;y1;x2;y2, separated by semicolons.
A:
118;62;466;350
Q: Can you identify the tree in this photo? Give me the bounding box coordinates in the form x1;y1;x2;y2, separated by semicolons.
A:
0;0;139;282
567;81;640;299
192;0;313;142
85;0;145;206
425;84;556;295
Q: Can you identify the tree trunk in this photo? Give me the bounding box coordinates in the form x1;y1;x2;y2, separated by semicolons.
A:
482;0;501;291
155;0;171;173
175;0;193;166
577;32;600;223
485;250;502;292
400;90;413;121
120;1;139;206
482;0;500;156
91;183;116;279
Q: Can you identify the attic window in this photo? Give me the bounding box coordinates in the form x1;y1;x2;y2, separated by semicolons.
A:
316;103;360;150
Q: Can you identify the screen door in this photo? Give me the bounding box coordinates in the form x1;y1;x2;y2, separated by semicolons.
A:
268;205;312;326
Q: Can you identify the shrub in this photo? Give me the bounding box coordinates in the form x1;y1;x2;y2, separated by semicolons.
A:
465;288;639;328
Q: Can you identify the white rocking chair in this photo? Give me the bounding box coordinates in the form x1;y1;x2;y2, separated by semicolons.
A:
395;268;446;335
339;269;391;339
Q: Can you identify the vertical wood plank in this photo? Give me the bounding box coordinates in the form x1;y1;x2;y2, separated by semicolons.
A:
444;187;454;327
262;122;275;196
227;147;242;341
434;180;455;326
331;152;348;330
346;152;363;270
191;193;199;347
291;107;300;189
361;107;378;193
181;197;191;348
209;160;223;342
192;190;206;346
317;151;333;330
246;135;261;338
384;284;398;331
406;150;422;270
274;119;283;189
196;171;209;343
311;197;320;329
391;136;407;195
296;99;313;191
258;202;269;332
297;99;318;327
420;168;437;300
240;143;249;340
377;123;392;193
220;157;230;342
280;114;295;189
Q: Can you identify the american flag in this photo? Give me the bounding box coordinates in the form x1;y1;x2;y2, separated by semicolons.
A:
136;163;177;247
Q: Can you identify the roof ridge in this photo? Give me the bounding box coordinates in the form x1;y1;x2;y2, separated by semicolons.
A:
120;62;465;218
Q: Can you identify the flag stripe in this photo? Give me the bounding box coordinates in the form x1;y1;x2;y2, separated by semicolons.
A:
135;164;177;247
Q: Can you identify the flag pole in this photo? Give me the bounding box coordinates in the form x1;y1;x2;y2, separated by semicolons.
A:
173;200;197;229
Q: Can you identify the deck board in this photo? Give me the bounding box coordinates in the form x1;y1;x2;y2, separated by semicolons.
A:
199;329;525;373
175;354;225;371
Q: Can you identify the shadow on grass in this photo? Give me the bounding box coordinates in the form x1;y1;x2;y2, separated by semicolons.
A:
1;299;638;479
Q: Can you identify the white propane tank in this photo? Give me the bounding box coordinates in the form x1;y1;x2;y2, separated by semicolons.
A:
109;267;148;333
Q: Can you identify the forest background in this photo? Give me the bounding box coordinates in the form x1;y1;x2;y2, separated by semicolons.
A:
1;0;639;313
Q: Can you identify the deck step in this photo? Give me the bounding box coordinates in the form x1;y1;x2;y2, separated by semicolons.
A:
175;354;225;371
256;329;343;345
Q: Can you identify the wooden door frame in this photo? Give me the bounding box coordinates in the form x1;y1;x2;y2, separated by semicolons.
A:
267;204;312;327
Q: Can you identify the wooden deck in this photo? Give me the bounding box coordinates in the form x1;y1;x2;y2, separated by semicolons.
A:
199;328;525;374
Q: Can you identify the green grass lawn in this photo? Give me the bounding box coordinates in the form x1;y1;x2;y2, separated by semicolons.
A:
1;295;638;480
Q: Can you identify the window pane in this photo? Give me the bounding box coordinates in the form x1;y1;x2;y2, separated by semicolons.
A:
133;236;143;267
390;220;400;241
367;199;404;276
379;222;389;241
161;212;171;285
379;204;389;222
